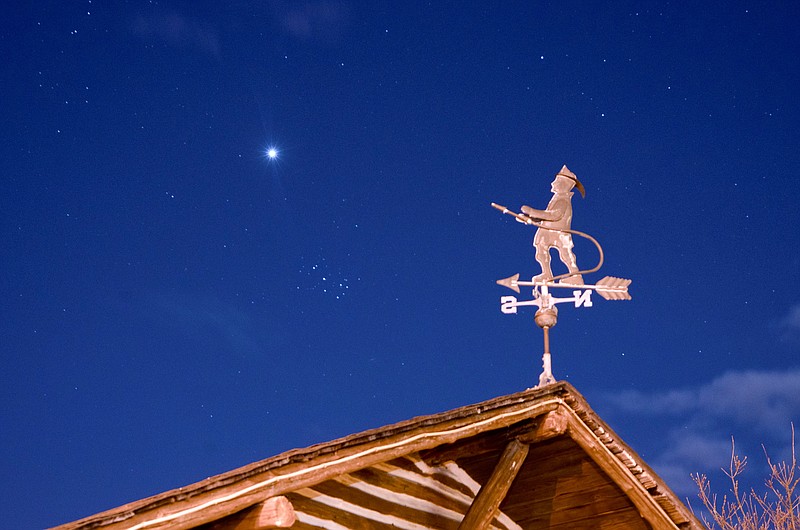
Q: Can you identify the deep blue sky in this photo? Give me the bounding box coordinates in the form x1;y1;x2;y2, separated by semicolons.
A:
3;2;800;528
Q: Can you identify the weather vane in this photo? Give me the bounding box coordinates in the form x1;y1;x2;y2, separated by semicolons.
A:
492;165;632;387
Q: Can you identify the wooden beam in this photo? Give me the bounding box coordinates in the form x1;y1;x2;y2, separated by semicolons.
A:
517;409;568;444
457;439;529;530
53;395;565;530
422;410;569;467
208;497;296;529
563;413;681;529
421;419;537;466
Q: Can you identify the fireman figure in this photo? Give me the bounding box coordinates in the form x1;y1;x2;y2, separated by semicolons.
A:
521;165;586;286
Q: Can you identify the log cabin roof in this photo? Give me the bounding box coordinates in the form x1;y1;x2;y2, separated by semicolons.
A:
53;382;702;530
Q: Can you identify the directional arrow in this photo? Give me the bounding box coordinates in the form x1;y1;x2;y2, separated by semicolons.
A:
497;274;632;299
496;273;520;293
595;276;632;300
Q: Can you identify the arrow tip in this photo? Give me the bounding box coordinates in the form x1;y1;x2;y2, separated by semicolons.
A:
497;273;521;293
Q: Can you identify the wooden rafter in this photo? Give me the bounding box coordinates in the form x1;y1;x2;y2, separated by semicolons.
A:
457;439;530;530
517;409;568;444
206;497;295;529
561;409;681;529
421;420;536;466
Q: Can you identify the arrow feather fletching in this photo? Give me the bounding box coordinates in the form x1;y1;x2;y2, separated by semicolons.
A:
595;276;632;300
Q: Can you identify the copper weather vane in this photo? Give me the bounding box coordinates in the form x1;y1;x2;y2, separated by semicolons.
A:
492;165;632;387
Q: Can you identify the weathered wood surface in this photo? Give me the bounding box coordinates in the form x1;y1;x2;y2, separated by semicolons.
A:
458;439;529;530
283;455;521;530
51;382;701;530
564;411;680;529
422;409;568;469
500;446;649;529
53;387;568;530
421;420;538;467
205;497;295;529
517;410;568;444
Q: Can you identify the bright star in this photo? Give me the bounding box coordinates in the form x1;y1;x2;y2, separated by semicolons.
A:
266;147;278;159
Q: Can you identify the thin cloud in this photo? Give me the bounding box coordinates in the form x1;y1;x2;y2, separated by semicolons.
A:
647;434;733;497
278;1;350;42
778;304;800;342
599;369;800;498
147;292;265;356
604;369;800;436
131;11;220;57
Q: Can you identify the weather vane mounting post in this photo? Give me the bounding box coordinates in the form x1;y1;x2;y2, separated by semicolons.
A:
493;165;632;388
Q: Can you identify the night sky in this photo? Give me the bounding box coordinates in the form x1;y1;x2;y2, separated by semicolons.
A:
3;2;800;528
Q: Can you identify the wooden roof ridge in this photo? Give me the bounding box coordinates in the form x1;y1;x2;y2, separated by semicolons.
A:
52;382;702;530
558;388;699;528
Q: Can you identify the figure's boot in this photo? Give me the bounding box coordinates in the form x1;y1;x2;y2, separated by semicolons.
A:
532;274;552;285
558;273;584;286
533;256;553;285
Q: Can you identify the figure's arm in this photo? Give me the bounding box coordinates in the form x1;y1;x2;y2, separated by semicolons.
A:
521;199;566;222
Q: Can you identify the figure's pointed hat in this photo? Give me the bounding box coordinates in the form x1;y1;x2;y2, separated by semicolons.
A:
557;165;585;198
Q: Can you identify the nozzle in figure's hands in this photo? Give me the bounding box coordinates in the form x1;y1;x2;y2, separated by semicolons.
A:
491;202;536;225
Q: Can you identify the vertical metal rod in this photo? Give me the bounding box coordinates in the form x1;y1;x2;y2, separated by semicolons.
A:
538;325;555;387
543;326;550;356
534;306;557;387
